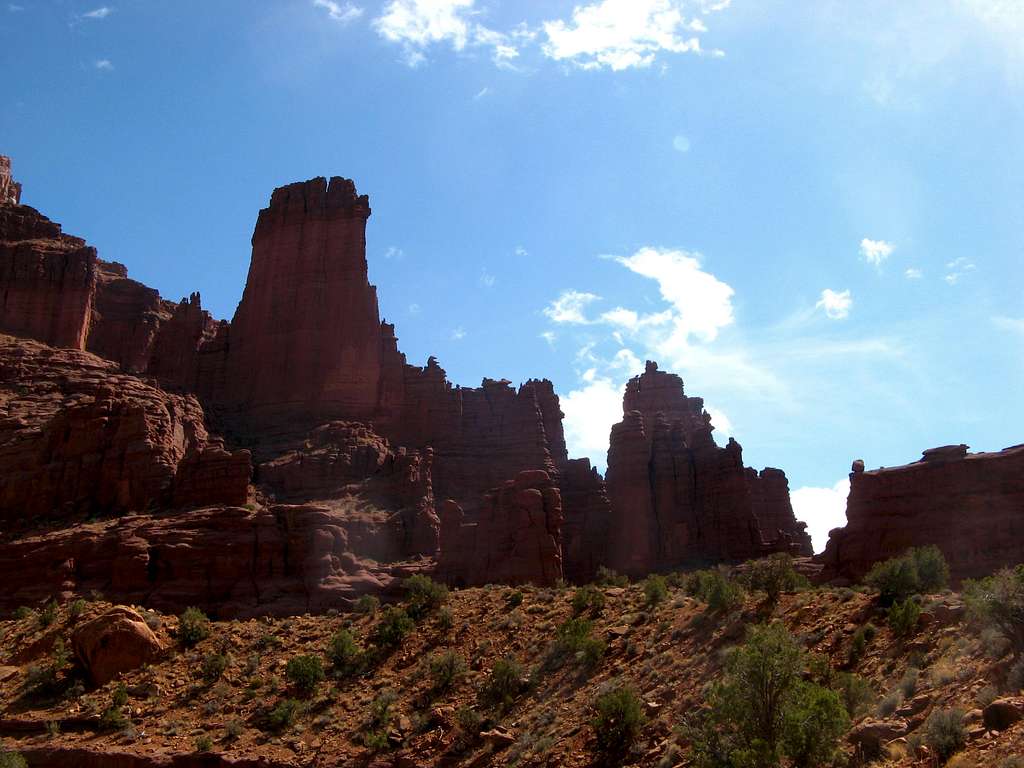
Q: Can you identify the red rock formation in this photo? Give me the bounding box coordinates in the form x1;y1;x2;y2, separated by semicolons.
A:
0;334;250;525
819;444;1024;583
604;361;811;577
439;470;563;587
71;606;165;685
558;458;612;583
0;155;21;205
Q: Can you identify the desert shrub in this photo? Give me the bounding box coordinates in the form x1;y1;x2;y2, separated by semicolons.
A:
256;632;282;650
455;705;482;745
112;681;128;707
1007;656;1024;692
865;546;950;606
25;639;70;696
285;654;324;696
371;606;415;648
547;617;605;672
686;568;744;614
177;607;211;647
99;704;128;732
354;594;379;615
877;690;901;717
965;565;1024;655
68;598;87;621
595;565;629;587
849;623;877;663
688;623;848;768
225;719;244;740
739;553;810;607
643;575;669;607
977;684;999;708
506;590;524;609
0;751;27;768
362;689;397;751
923;708;966;761
929;659;957;687
592;685;645;761
327;629;362;676
1000;757;1024;768
13;606;34;621
267;698;301;731
429;650;467;693
899;667;919;697
833;672;875;719
404;575;448;620
437;606;454;629
572;584;606;616
888;599;922;637
194;733;213;752
36;600;58;628
481;657;527;708
201;652;228;683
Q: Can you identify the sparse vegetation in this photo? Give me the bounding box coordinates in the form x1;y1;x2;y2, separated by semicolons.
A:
592;684;645;761
428;649;466;693
327;628;362;676
739;553;810;608
546;617;606;672
965;565;1024;655
865;546;949;606
833;672;875;719
481;657;527;708
355;594;380;615
201;652;228;683
371;606;415;648
177;607;211;647
849;623;878;663
37;600;58;628
68;598;87;621
266;698;301;731
595;565;629;587
0;750;28;768
924;707;966;761
643;574;669;607
404;574;449;620
572;584;606;616
505;590;524;609
285;654;324;696
888;598;922;637
362;689;397;751
685;567;744;613
194;733;213;752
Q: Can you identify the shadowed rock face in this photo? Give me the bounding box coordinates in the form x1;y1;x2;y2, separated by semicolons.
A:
0;160;820;614
819;445;1024;583
604;362;812;577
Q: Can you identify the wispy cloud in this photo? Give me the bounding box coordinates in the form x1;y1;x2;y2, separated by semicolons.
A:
860;237;894;266
672;134;691;153
515;245;528;257
816;288;853;319
539;330;557;346
542;0;725;71
904;267;923;279
479;270;496;288
451;326;466;341
94;59;114;71
408;303;421;315
384;245;405;260
473;86;490;100
313;0;363;24
83;6;113;19
993;316;1024;334
944;256;976;285
8;4;25;12
544;290;602;324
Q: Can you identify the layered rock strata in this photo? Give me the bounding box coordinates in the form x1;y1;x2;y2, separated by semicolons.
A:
819;444;1024;583
604;362;812;577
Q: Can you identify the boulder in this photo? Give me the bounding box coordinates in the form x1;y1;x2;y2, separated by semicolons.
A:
983;697;1024;731
72;607;164;685
848;718;908;756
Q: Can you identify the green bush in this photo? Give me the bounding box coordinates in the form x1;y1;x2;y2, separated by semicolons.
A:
455;705;482;745
177;607;211;647
354;594;380;615
547;617;605;672
267;698;301;731
965;565;1024;654
201;652;228;683
924;708;966;761
592;685;645;760
404;575;449;620
833;672;875;719
888;599;922;637
99;704;128;732
13;606;34;621
112;681;128;707
505;590;524;609
327;629;362;676
572;584;606;616
849;623;877;663
0;750;27;768
688;623;848;768
687;568;744;613
68;598;87;621
37;600;58;628
643;575;669;607
739;553;810;607
194;733;214;752
864;546;950;606
595;565;629;587
429;650;467;692
362;689;397;750
285;654;324;696
371;606;415;648
481;657;527;708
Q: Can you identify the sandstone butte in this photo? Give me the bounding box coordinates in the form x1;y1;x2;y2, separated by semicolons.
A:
0;154;1020;616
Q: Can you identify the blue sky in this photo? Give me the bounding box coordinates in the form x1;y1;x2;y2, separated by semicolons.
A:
2;0;1022;550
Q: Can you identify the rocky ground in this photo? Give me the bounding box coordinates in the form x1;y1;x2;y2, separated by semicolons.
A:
2;571;1024;768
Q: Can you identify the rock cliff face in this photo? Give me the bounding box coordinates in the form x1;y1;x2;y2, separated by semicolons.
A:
604;362;811;577
819;445;1024;583
0;159;820;615
0;155;20;205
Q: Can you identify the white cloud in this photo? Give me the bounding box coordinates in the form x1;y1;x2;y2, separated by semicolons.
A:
313;0;363;23
94;59;114;71
479;270;496;288
544;290;602;324
791;478;850;554
904;267;923;279
373;0;524;67
859;237;894;266
993;316;1024;334
672;134;691;153
408;303;421;314
515;245;528;257
473;86;490;100
815;288;853;320
8;4;25;11
944;256;976;285
542;0;723;71
83;6;113;19
540;330;557;346
384;245;405;260
706;405;733;438
451;326;466;340
561;375;623;470
616;247;735;343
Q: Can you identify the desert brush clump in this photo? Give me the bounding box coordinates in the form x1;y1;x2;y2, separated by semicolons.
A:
594;565;629;587
371;606;415;648
924;707;967;761
887;598;922;637
403;574;449;620
0;750;28;768
738;553;810;608
327;628;363;677
428;649;467;693
864;545;949;606
176;607;211;647
685;567;744;614
643;574;669;607
688;622;849;768
965;564;1024;655
545;617;606;673
481;657;528;709
591;684;646;762
572;584;606;616
285;654;324;696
